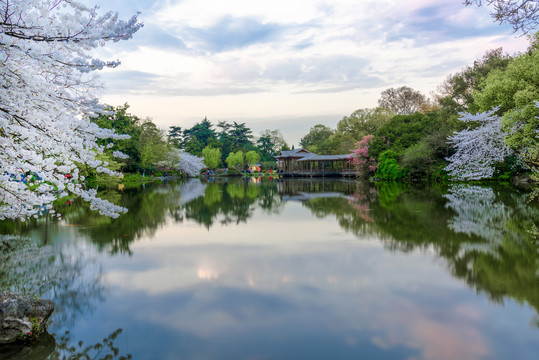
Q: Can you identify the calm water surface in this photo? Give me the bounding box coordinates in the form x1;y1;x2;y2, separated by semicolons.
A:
1;178;538;360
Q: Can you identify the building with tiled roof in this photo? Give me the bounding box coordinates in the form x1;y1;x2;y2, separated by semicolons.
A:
275;149;355;177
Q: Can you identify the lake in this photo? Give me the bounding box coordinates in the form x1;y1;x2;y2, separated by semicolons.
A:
1;178;538;360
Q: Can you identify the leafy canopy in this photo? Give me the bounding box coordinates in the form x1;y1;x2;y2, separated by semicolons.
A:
473;47;539;171
377;86;429;115
202;146;222;169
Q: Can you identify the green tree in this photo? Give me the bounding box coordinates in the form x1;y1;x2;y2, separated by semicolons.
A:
436;48;511;114
183;117;218;149
79;152;124;188
215;121;256;161
92;103;142;172
245;150;261;166
377;86;429;115
315;136;341;155
473;47;539;171
299;124;334;151
400;131;453;180
138;119;168;176
376;150;406;181
329;107;395;155
202;146;222;169
328;132;358;154
256;129;289;162
370;112;438;158
168;126;183;148
256;134;274;161
217;121;234;161
184;136;203;156
226;150;245;170
230;122;254;150
258;130;288;152
336;107;395;140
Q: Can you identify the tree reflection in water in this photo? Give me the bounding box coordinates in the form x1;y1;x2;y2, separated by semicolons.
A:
182;178;283;228
0;329;130;360
0;177;537;355
52;328;131;360
442;184;539;318
270;180;538;326
0;234;125;360
0;235;105;327
367;182;538;326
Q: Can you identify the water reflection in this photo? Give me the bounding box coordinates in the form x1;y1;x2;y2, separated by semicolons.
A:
443;184;539;313
0;331;55;360
278;180;539;324
0;235;105;327
444;184;534;246
0;179;537;359
0;329;130;360
182;178;282;228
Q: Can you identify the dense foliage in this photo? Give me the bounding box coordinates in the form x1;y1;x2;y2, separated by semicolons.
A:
168;117;288;170
296;34;539;183
377;86;429;115
473;49;539;171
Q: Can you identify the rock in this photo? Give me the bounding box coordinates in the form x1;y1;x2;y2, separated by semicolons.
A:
0;292;54;346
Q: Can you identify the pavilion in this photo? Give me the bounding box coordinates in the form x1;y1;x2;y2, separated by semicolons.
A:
275;148;356;177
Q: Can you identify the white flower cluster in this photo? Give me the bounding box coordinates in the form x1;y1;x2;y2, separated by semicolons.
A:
112;150;129;159
176;150;206;177
0;1;142;220
445;108;512;180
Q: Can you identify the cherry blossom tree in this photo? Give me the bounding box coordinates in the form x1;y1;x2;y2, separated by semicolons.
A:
0;1;142;220
156;148;205;177
349;135;377;179
445;108;512;180
176;150;206;177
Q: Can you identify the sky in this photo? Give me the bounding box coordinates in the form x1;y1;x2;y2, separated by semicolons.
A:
87;0;529;146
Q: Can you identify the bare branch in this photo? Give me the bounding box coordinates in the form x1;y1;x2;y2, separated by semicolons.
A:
464;0;539;34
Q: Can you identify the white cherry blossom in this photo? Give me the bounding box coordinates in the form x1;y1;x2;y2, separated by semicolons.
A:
177;151;206;177
445;108;512;180
0;1;142;220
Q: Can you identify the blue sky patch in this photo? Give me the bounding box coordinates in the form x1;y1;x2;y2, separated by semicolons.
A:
183;16;286;52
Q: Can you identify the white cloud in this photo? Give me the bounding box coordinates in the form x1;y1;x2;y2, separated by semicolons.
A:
153;0;329;27
89;0;527;145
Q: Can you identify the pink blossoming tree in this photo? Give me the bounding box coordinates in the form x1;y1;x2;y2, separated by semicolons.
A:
349;135;377;178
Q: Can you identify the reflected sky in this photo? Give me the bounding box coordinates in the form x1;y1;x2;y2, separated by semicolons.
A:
1;179;538;360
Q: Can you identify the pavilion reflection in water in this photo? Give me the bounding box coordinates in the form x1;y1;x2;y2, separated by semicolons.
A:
276;178;360;200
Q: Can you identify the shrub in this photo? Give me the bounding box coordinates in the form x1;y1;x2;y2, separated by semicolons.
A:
376;150;406;181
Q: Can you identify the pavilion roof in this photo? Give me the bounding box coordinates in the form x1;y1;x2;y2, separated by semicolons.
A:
274;148;312;159
296;154;352;162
